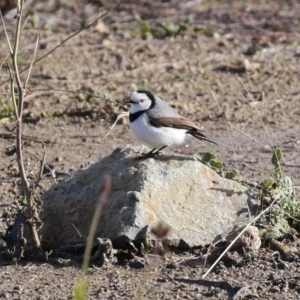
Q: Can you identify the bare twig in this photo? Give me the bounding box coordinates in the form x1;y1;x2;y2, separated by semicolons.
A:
0;132;54;144
232;281;263;300
203;184;300;279
202;187;288;279
208;86;238;163
230;124;269;148
6;0;31;198
12;1;25;118
1;11;18;118
233;275;300;299
0;53;10;70
237;77;284;176
1;0;39;248
35;144;46;189
31;87;129;110
8;66;19;118
0;138;57;183
238;77;274;148
106;111;129;136
0;11;13;53
71;223;83;238
24;33;39;88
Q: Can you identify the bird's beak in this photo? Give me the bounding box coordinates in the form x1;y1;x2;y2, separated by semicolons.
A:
126;99;134;104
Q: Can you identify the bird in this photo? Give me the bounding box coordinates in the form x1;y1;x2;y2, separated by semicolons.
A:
127;89;216;158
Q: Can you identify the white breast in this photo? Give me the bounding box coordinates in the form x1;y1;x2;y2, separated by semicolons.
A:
130;113;188;148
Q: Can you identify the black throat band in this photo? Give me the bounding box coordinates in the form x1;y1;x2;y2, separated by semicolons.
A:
129;110;146;122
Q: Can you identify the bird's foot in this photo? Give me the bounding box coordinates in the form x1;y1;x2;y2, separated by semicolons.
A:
136;146;166;160
136;150;158;160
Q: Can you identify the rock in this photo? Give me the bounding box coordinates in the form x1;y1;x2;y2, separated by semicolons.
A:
93;238;114;266
226;226;261;251
39;145;252;249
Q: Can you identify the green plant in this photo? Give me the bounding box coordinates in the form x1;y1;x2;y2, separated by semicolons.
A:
131;77;149;91
202;148;297;279
46;108;55;118
258;148;299;239
136;18;152;36
194;151;238;179
16;54;23;63
135;16;187;39
159;21;182;36
0;98;15;119
6;247;20;266
141;240;154;252
292;40;298;47
2;211;9;219
45;249;53;261
193;25;214;37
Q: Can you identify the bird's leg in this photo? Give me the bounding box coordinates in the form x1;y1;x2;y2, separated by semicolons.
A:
138;146;167;160
153;146;167;154
138;148;157;159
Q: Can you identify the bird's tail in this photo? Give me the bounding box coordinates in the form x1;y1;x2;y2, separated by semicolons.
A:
189;130;217;145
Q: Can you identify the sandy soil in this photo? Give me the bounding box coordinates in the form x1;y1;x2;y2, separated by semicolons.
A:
0;0;300;299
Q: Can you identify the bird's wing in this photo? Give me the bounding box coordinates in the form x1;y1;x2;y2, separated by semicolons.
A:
146;96;182;119
148;116;216;144
149;116;199;129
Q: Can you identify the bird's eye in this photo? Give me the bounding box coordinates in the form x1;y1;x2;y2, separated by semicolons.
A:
140;99;144;103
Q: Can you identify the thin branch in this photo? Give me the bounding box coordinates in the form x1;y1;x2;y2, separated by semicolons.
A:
0;138;56;182
13;1;25;118
237;76;284;176
8;66;19;119
32;87;129;110
0;131;53;144
1;11;17;118
202;187;287;279
35;144;47;189
237;77;273;146
105;111;129;136
230;124;268;148
11;0;30;195
0;53;10;70
24;33;39;88
2;0;42;250
0;10;13;54
208;86;238;164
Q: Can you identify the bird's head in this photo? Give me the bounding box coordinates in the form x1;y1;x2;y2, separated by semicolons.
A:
127;90;156;113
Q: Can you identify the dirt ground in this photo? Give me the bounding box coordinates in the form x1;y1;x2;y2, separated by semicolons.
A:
1;0;300;299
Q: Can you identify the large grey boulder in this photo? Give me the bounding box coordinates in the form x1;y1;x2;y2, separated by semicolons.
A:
40;145;252;249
